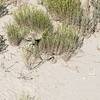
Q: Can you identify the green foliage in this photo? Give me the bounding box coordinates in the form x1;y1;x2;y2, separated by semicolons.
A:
21;25;81;65
36;25;80;56
5;2;84;64
6;23;29;46
6;5;53;46
0;0;8;17
42;0;82;24
91;0;100;22
81;0;100;35
13;5;53;33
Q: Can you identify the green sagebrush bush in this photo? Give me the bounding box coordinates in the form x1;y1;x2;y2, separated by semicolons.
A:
37;26;80;56
13;5;53;33
6;23;29;46
6;5;53;46
42;0;82;25
91;0;100;22
22;25;81;64
81;0;100;36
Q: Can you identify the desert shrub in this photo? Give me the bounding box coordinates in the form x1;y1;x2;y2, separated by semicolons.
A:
34;25;81;57
13;5;53;33
91;0;100;22
89;0;100;33
81;0;100;36
6;23;29;46
21;25;82;65
42;0;82;25
81;16;90;34
97;0;100;21
0;0;8;17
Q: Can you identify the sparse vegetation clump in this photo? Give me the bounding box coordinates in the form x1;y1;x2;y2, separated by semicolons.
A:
6;23;29;45
23;25;81;62
5;2;83;66
37;26;80;56
0;0;8;17
6;5;53;46
81;0;100;35
42;0;82;25
91;0;100;22
13;5;53;33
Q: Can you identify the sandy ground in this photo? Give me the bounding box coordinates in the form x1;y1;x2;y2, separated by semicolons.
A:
0;0;100;100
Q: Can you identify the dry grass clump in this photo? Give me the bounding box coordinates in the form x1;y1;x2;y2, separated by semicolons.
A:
42;0;82;24
22;25;81;66
91;0;100;22
37;25;80;56
21;42;36;66
0;0;8;17
6;23;29;45
81;0;100;35
6;5;53;46
13;5;53;33
5;2;84;65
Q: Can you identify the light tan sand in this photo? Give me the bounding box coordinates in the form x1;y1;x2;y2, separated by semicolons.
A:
0;0;100;100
